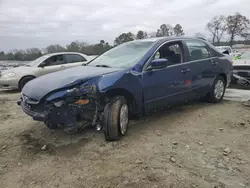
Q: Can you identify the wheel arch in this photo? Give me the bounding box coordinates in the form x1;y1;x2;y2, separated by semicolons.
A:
105;88;137;115
18;75;36;89
218;73;227;85
211;73;227;87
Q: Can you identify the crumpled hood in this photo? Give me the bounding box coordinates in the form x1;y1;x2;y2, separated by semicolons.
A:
22;66;121;100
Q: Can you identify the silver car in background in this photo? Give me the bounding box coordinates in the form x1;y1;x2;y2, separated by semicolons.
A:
0;52;96;90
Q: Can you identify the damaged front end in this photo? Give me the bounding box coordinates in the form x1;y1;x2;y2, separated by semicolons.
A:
18;79;107;134
231;74;250;89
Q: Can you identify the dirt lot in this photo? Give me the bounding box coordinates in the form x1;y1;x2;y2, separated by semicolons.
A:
0;90;250;188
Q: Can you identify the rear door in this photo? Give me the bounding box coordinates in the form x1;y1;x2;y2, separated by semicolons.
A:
64;54;87;69
182;39;220;97
38;54;66;76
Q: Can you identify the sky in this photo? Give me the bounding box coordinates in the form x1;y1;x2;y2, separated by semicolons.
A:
0;0;250;52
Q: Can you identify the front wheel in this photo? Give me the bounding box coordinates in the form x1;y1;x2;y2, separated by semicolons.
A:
103;96;129;141
19;76;35;91
205;76;226;103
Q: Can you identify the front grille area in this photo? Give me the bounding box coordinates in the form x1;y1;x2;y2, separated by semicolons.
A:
20;101;46;121
21;94;39;104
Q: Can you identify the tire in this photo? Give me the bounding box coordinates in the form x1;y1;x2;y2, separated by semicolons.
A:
205;76;226;103
45;122;58;130
19;76;35;91
103;96;129;142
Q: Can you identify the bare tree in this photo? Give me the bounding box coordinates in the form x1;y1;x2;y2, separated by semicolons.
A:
226;12;250;46
206;15;226;45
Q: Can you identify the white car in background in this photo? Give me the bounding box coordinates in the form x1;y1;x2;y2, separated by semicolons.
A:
215;46;241;57
0;52;96;90
231;51;250;88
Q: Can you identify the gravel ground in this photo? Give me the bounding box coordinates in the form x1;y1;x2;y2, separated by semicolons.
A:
0;90;250;188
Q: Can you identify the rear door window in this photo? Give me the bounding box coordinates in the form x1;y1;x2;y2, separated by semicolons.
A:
185;40;213;61
65;54;86;64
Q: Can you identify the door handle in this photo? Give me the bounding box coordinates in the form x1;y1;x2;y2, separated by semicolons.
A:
211;60;218;66
181;69;191;74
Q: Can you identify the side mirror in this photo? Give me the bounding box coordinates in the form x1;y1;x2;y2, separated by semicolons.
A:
222;50;229;55
149;58;169;70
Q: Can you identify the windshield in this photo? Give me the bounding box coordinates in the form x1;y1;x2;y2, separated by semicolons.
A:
88;41;155;68
25;55;51;67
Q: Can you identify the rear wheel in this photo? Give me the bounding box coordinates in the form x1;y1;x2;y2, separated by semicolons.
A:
19;76;35;91
103;96;129;141
205;76;226;103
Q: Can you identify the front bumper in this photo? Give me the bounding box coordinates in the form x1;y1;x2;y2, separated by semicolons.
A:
18;90;102;132
18;98;97;126
0;77;19;89
18;100;46;121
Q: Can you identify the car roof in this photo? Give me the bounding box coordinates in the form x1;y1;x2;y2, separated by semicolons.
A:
44;52;88;57
132;36;208;44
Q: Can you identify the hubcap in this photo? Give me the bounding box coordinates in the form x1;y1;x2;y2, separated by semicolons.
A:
214;80;224;99
119;104;128;135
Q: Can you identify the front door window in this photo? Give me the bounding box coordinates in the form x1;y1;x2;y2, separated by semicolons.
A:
43;55;64;66
152;42;183;66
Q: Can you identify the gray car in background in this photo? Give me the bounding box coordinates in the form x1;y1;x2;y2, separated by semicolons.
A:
0;52;96;90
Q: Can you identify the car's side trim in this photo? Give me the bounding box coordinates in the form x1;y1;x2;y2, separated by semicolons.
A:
145;85;205;104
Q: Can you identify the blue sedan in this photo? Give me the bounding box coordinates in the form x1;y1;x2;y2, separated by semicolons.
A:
18;37;233;141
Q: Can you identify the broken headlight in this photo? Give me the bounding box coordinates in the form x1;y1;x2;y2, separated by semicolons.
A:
80;82;97;94
54;100;64;107
66;87;80;96
66;80;98;96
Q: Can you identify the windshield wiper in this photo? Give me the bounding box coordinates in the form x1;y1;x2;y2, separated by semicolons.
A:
95;64;112;68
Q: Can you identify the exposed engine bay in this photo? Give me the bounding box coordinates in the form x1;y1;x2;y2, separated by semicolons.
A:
18;83;108;134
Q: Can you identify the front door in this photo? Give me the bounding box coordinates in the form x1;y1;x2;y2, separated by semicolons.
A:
142;41;193;112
